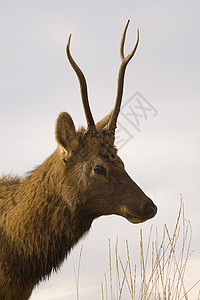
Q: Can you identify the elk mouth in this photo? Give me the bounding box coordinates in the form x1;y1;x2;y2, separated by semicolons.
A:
121;208;147;224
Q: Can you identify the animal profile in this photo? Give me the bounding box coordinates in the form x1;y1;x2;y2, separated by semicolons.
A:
0;20;157;299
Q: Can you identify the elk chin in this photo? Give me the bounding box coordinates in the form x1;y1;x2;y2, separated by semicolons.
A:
121;207;147;224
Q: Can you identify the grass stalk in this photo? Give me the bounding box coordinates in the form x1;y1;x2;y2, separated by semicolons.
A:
100;200;200;300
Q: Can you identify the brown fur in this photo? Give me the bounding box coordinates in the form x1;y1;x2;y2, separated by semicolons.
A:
0;114;157;299
0;21;157;298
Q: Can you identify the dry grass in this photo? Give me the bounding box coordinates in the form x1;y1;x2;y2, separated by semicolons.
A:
101;199;200;300
74;245;83;300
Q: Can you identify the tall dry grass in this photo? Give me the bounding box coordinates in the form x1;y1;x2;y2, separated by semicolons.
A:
101;200;200;300
74;245;83;300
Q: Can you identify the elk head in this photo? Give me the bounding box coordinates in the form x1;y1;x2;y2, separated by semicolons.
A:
55;20;157;224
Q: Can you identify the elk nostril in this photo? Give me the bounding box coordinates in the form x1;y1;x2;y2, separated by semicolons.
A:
146;202;157;218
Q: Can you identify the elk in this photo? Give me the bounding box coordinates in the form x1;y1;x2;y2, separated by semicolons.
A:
0;20;157;299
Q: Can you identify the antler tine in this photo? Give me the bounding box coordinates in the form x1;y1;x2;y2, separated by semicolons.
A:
66;35;96;130
108;20;139;133
120;19;130;60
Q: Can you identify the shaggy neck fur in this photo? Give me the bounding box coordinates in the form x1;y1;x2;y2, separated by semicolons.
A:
0;150;93;300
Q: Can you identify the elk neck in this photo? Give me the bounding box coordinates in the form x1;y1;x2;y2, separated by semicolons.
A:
0;149;94;282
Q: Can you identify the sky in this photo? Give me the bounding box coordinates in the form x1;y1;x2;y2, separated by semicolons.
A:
0;0;200;299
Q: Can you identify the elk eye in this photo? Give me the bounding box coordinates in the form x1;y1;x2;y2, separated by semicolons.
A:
93;164;106;176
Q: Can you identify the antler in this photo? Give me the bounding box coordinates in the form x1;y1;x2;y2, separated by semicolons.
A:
107;20;139;134
66;35;96;130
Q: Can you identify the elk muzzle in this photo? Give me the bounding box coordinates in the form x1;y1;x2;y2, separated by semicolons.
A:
121;197;157;224
114;170;157;224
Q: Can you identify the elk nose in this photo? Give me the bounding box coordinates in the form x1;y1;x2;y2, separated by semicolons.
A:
146;201;157;219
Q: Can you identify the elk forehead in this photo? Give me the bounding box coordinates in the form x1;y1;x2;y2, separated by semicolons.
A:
77;129;119;164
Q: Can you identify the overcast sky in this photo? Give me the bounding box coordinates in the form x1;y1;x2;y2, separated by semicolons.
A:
0;1;200;299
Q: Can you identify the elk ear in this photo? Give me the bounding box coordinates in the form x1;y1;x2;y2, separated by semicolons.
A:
96;110;113;130
55;112;78;159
